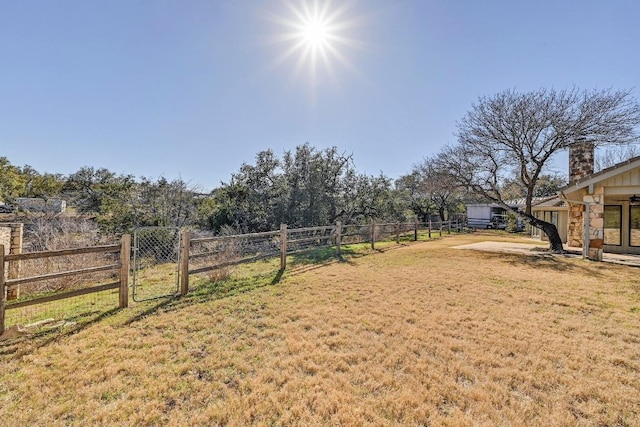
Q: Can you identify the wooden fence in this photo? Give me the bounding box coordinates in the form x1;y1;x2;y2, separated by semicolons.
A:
1;220;462;335
179;220;462;294
0;235;131;335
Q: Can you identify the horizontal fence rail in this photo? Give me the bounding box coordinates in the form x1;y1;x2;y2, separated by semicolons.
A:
0;235;131;335
4;244;120;262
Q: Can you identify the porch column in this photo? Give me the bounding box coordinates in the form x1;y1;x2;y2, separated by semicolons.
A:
568;203;585;248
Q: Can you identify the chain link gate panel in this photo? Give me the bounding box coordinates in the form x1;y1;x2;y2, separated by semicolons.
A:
132;227;181;301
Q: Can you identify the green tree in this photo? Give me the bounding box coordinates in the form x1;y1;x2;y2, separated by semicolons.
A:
207;144;399;232
340;172;399;223
281;144;354;227
210;150;284;232
137;177;199;228
0;157;26;202
20;165;64;199
63;167;137;234
396;172;434;221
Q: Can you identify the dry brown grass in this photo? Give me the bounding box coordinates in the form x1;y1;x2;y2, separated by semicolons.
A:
1;232;640;426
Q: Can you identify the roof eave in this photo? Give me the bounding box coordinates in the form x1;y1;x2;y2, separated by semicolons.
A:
560;155;640;192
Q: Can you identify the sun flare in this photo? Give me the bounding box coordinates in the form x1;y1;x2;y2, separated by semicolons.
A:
264;0;363;86
302;17;329;49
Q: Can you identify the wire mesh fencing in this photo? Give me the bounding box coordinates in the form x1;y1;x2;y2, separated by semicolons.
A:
188;230;282;282
2;240;127;335
340;223;372;244
286;225;335;254
132;227;181;301
4;288;119;332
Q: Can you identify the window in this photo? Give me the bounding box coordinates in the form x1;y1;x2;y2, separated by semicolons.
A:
604;205;622;246
630;206;640;247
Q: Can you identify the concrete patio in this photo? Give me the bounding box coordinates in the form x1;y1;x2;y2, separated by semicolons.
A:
453;241;640;267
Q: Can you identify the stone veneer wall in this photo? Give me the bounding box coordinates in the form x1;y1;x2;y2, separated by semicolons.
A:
567;141;604;261
567;187;605;261
568;202;585;248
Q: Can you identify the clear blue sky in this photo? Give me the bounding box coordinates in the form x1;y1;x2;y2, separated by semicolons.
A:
2;0;639;191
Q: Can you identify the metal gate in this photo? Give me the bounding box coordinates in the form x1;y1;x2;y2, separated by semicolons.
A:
132;227;181;301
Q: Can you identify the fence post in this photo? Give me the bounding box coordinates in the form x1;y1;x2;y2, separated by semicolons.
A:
280;224;288;270
180;230;190;296
119;235;131;309
414;222;418;241
448;220;451;235
395;222;400;244
7;223;22;300
428;220;432;239
0;245;5;336
370;219;376;250
335;221;342;257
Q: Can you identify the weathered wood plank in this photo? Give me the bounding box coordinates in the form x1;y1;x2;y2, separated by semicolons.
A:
286;236;332;245
190;230;280;243
5;264;120;286
189;253;276;275
5;244;120;262
119;234;130;308
0;245;6;335
6;282;120;310
180;231;190;295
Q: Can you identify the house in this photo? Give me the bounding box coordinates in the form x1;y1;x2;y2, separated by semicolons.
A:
14;197;66;214
532;142;640;260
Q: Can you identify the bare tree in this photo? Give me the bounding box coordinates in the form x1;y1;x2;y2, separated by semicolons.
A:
437;87;640;252
594;144;640;172
25;215;102;251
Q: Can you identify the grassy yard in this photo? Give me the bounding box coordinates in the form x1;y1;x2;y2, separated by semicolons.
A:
1;232;639;426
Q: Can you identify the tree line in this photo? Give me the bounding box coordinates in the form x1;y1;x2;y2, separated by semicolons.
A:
0;143;465;236
4;86;639;250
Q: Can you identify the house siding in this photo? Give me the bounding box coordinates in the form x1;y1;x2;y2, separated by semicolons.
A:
602;169;640;187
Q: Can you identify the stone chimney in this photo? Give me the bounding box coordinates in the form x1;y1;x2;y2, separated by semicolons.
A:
568;139;595;183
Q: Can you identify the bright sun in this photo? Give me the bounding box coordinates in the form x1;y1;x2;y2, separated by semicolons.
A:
302;17;329;49
265;0;362;86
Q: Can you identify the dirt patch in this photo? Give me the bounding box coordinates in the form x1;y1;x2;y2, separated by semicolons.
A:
454;240;552;254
